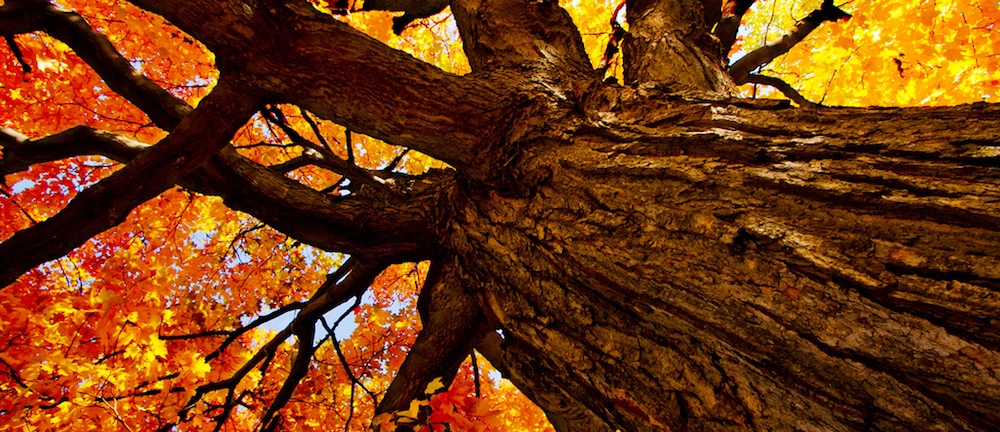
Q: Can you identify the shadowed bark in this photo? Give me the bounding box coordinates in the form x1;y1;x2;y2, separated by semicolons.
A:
1;0;998;430
376;260;492;417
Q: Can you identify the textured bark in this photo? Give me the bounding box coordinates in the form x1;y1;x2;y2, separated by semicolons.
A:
2;0;999;431
444;89;1000;431
622;0;734;92
451;0;592;74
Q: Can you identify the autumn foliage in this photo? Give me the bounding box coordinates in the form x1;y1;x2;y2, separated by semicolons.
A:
0;0;997;430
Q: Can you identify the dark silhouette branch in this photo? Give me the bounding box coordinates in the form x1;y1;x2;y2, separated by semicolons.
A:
0;0;191;129
299;109;335;152
260;106;392;192
20;371;184;412
160;326;291;432
0;355;27;388
259;260;386;430
259;327;316;432
360;0;449;35
268;155;314;174
0;126;149;177
745;73;819;107
470;351;481;398
159;301;306;361
714;0;757;59
344;129;355;165
32;385;188;411
320;301;379;406
0;125;444;261
729;0;851;84
2;34;30;72
0;81;259;289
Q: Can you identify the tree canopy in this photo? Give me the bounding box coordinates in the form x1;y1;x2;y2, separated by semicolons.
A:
1;0;998;431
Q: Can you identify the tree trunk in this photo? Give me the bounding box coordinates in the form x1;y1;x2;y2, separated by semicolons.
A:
442;88;1000;431
2;1;998;431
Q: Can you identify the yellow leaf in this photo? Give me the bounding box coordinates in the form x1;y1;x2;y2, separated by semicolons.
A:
372;413;396;431
162;309;175;325
188;355;211;378
149;338;168;358
424;376;445;395
397;399;426;420
35;57;64;73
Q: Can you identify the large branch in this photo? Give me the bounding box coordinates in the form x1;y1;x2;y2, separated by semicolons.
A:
728;0;850;84
2;0;444;261
714;0;756;59
126;0;516;171
0;81;259;288
0;127;447;261
0;127;150;177
0;0;191;129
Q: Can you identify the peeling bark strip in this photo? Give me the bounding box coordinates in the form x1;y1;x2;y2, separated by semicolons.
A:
1;0;999;431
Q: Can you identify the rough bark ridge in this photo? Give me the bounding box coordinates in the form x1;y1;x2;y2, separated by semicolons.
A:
1;0;998;431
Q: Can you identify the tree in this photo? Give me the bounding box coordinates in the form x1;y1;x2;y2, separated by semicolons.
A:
1;0;998;430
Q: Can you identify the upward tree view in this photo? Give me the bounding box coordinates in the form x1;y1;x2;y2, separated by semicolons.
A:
1;0;998;430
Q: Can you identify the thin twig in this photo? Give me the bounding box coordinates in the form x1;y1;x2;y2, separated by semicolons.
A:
300;108;335;151
345;129;354;164
729;0;851;84
471;351;481;398
744;74;819;107
263;107;390;191
4;35;31;72
320;302;379;406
